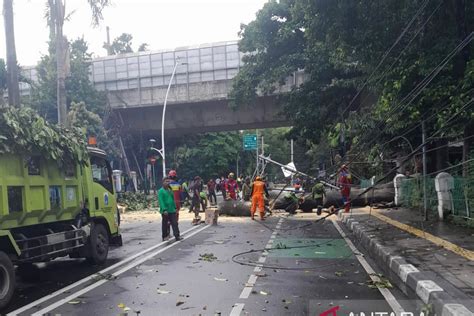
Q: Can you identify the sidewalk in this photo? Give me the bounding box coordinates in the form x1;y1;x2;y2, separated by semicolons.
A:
339;206;474;316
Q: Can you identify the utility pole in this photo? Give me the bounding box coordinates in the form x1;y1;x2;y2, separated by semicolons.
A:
3;0;21;107
55;0;67;125
290;139;294;163
255;130;259;175
422;120;428;221
106;26;112;55
236;155;239;177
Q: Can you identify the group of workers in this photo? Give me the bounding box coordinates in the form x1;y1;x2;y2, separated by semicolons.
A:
158;165;352;240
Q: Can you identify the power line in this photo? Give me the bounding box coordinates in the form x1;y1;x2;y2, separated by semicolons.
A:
341;0;431;117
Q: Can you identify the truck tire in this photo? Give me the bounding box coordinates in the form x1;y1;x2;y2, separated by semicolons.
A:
0;251;15;310
86;223;109;265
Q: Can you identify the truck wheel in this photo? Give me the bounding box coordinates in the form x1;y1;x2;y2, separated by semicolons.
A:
86;223;109;265
0;251;15;310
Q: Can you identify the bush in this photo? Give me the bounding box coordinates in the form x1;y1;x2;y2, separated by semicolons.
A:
117;192;149;211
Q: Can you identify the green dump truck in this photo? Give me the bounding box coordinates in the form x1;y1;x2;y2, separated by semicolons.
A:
0;146;122;309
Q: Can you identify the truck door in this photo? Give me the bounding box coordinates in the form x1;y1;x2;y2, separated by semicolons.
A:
90;155;115;215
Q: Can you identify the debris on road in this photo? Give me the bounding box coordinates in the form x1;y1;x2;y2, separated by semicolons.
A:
260;290;270;295
157;289;171;294
214;277;228;281
199;253;218;262
68;300;81;305
176;300;185;306
367;274;393;289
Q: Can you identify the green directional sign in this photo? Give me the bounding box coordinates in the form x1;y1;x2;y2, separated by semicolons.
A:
243;134;257;150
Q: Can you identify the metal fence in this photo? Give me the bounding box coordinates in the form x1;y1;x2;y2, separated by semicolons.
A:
399;176;438;214
400;175;473;220
452;177;473;219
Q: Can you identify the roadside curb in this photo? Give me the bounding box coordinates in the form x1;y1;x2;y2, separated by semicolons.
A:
339;213;474;316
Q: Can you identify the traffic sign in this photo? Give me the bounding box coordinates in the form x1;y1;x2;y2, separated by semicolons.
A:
243;134;257;150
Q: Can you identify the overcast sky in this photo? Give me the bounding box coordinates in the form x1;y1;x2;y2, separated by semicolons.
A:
0;0;268;66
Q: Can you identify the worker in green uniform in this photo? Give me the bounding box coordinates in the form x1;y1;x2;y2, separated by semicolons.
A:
158;177;182;242
312;181;325;215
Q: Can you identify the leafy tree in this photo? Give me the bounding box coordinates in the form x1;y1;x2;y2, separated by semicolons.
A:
28;38;107;122
68;101;119;159
45;0;111;124
232;0;474;175
107;33;133;54
138;43;149;52
104;33;149;54
67;38;107;116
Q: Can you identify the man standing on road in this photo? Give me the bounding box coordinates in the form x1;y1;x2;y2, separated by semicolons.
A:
241;177;252;201
250;176;269;220
207;178;217;205
158;178;182;241
312;181;325;215
225;173;239;200
190;176;205;218
168;170;182;220
338;165;352;213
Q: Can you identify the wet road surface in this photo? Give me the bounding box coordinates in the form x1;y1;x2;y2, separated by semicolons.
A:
7;212;422;315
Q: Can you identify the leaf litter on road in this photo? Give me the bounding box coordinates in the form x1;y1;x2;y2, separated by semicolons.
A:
367;273;393;289
199;253;218;262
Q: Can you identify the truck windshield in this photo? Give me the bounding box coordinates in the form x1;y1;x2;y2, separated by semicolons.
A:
90;155;113;193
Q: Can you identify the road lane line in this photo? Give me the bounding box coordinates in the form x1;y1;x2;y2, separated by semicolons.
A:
236;218;283;307
230;303;245;316
331;219;405;315
9;224;206;316
239;287;253;299
32;224;210;316
247;274;258;285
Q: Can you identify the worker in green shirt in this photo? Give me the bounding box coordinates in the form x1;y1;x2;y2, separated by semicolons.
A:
312;181;325;215
158;177;182;242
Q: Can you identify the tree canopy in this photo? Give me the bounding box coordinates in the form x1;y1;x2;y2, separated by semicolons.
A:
231;0;474;174
104;33;149;55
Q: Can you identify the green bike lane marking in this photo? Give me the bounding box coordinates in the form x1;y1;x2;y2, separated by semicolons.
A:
269;238;353;259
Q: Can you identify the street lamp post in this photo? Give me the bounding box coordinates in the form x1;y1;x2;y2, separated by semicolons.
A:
161;59;186;178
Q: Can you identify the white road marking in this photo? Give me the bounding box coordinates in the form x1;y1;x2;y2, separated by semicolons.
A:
235;218;283;308
8;224;203;316
239;287;253;299
331;220;405;315
23;225;210;316
247;274;258;285
230;303;245;316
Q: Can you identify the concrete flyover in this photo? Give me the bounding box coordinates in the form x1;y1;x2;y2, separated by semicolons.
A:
20;41;304;134
114;96;288;136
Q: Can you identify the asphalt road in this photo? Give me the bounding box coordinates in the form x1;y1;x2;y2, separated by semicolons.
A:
7;211;423;316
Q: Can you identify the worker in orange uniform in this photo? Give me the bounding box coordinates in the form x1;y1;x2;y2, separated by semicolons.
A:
250;176;269;220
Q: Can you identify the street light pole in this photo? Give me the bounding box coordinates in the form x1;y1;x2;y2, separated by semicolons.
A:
161;59;181;179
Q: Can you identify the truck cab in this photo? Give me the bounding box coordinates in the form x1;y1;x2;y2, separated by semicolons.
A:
0;147;122;309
